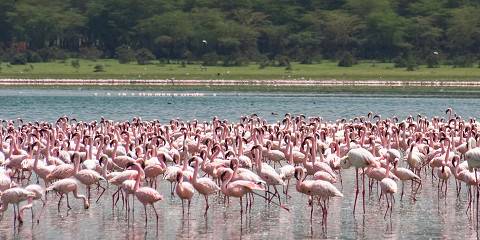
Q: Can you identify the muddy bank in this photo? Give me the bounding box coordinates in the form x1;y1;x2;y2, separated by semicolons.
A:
0;78;480;87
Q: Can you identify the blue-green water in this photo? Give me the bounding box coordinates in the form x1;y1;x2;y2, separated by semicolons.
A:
0;88;478;123
0;88;478;240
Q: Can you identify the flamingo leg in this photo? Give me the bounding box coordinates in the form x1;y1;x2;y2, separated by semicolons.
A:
96;185;106;203
58;193;64;212
353;168;359;215
181;199;185;215
204;195;209;217
401;182;404;201
384;192;389;219
240;197;243;215
476;169;479;228
66;193;72;209
152;204;159;226
144;205;148;225
310;197;314;222
362;168;366;214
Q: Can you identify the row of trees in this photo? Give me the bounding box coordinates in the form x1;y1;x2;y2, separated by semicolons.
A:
1;0;480;66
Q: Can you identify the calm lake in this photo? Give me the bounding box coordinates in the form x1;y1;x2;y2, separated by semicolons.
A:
0;88;478;240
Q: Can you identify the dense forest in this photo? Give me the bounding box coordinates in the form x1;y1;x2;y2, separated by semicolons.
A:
1;0;480;67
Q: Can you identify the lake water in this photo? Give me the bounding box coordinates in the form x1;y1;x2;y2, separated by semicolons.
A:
0;88;479;239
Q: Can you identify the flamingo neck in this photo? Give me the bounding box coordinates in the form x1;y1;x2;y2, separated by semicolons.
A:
444;141;450;165
133;165;144;192
256;148;262;172
101;160;108;178
385;159;391;178
288;142;293;165
33;151;40;171
295;171;304;192
193;160;199;183
74;156;80;174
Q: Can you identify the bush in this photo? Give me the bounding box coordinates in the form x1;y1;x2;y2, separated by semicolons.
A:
37;47;68;61
275;55;290;67
452;55;474;68
135;48;156;65
393;56;406;68
10;53;27;65
26;51;43;63
425;54;439;68
71;59;80;71
93;64;104;72
406;60;418;71
79;47;103;60
222;55;248;66
115;45;136;64
201;52;219;66
338;52;356;67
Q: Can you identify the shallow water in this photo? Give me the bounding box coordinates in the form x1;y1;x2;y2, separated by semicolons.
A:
0;88;479;240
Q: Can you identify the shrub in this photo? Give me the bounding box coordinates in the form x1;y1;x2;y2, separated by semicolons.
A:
135;48;156;65
26;51;43;63
37;47;68;61
256;55;270;69
393;56;406;68
222;55;248;66
115;45;136;64
275;55;290;67
10;53;27;65
71;59;80;71
404;55;418;71
93;64;104;72
425;54;439;68
338;52;356;67
79;47;103;60
201;52;219;66
452;55;474;68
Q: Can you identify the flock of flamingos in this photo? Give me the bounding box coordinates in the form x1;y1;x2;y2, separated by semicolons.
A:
1;109;480;232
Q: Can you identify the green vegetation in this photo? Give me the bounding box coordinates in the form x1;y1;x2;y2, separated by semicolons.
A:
0;59;479;81
1;0;480;69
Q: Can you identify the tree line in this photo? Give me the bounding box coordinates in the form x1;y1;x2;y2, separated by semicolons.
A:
1;0;480;67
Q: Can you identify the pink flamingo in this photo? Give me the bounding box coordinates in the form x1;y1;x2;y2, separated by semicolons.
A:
127;163;164;224
391;159;421;200
46;152;81;181
191;156;220;216
340;147;375;214
175;170;195;214
220;167;266;214
46;178;90;212
294;166;343;227
379;157;398;219
0;187;35;225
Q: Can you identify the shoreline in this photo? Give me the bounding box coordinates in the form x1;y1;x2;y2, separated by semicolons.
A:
1;78;480;87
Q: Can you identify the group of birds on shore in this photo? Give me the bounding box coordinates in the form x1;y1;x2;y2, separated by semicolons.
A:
1;108;480;231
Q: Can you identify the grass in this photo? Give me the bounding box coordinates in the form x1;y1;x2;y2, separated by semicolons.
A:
0;59;480;81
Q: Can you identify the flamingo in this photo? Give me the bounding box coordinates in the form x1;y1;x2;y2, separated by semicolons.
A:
379;157;398;219
0;187;35;224
124;163;164;224
391;159;421;200
294;166;343;227
191;156;220;216
46;178;90;211
46;152;81;181
252;145;285;204
340;147;375;214
220;167;266;214
175;170;195;214
278;140;295;196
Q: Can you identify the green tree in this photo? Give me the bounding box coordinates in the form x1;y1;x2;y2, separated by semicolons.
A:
446;6;480;56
